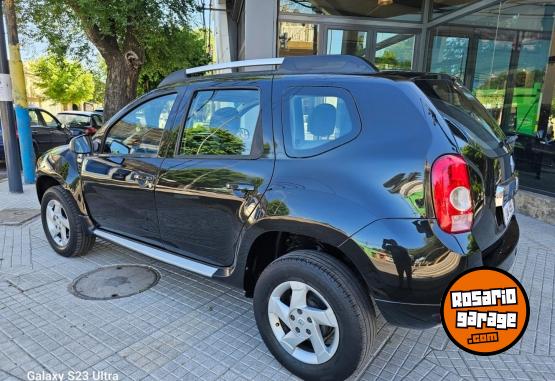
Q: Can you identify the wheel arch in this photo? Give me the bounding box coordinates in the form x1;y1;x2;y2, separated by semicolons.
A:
236;219;374;298
36;175;62;202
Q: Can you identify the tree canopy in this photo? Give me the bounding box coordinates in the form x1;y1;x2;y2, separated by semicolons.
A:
19;0;210;118
30;54;95;105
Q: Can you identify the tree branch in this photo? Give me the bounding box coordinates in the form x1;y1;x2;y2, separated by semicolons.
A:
64;0;120;59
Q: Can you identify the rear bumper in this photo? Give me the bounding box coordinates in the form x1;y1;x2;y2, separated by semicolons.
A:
377;244;518;329
375;299;442;329
343;217;519;329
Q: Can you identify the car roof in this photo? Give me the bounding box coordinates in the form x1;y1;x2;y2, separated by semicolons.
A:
158;55;380;88
157;70;456;92
28;107;54;113
57;111;99;117
375;71;456;81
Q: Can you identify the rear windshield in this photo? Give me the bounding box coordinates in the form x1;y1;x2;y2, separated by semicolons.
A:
58;114;90;127
414;78;506;151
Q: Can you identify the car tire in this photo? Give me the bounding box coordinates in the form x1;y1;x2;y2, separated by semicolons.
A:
41;185;95;257
253;250;375;381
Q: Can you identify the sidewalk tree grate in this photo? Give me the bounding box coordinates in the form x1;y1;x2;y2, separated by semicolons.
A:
69;265;160;300
0;208;40;225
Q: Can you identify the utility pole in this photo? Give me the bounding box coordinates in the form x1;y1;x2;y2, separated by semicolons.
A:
0;0;22;193
4;0;34;184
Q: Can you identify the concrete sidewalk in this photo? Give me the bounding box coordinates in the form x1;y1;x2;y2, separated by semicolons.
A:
0;179;554;380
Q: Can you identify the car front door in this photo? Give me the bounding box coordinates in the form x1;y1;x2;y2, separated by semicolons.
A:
29;109;52;154
155;80;275;267
38;110;70;148
81;92;180;244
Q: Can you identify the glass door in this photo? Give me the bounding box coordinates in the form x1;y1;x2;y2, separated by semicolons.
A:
374;31;417;70
430;35;469;81
472;37;514;126
326;28;370;58
321;26;419;70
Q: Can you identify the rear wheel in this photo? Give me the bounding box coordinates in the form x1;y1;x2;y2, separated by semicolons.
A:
253;250;375;381
41;186;95;257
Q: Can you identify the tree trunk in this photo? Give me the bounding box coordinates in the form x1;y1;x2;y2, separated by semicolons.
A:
103;54;141;120
77;19;144;120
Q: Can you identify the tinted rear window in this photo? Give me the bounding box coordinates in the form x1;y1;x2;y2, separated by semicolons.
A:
58;114;90;127
414;79;506;151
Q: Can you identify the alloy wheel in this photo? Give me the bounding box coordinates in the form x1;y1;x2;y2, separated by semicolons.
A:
267;280;339;365
45;199;70;247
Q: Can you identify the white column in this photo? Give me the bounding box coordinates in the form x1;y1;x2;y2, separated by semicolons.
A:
212;0;232;66
243;0;278;61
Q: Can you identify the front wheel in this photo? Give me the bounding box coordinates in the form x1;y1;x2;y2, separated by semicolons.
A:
41;185;95;257
253;250;375;381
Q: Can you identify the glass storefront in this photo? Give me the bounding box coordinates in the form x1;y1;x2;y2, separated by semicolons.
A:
278;0;555;197
432;0;478;19
375;32;416;70
327;29;369;58
279;0;424;22
278;22;318;56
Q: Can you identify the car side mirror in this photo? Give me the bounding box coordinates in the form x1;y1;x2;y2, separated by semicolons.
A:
69;135;92;154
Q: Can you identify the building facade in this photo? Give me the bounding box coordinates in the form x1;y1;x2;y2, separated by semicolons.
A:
219;0;555;198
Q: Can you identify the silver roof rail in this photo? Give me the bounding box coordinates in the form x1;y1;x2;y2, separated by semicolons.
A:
158;55;378;88
185;58;285;75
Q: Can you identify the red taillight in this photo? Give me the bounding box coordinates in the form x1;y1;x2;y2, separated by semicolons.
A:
431;154;473;233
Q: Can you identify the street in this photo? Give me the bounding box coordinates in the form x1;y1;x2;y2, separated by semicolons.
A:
0;179;554;380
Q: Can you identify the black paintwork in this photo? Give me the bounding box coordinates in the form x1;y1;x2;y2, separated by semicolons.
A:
36;61;519;329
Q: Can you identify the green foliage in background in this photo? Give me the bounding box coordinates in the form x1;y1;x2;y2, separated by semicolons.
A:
90;57;107;104
18;0;210;118
138;27;210;95
182;125;245;156
30;54;95;105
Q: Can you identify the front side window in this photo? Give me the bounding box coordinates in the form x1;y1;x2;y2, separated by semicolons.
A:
104;94;177;155
29;110;41;127
39;111;59;128
283;87;361;157
92;114;103;127
180;89;261;156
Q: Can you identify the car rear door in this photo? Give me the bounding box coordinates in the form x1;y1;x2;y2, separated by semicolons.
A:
29;109;52;153
155;78;275;267
38;109;69;147
80;91;181;244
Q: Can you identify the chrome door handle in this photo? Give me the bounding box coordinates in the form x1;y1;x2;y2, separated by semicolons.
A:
132;173;155;189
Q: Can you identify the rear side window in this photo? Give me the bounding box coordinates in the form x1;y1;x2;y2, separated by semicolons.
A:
283;87;361;157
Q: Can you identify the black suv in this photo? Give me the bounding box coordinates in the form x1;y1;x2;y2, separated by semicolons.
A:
36;56;519;381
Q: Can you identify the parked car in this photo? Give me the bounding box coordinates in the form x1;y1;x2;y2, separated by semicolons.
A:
35;56;519;381
56;111;103;137
0;107;72;161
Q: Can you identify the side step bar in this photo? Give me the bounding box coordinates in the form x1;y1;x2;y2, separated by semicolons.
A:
93;229;222;277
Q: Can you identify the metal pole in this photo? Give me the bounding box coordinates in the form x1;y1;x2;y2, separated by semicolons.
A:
0;0;22;193
4;0;34;184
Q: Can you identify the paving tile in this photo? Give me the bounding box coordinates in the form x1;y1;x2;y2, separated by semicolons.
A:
0;180;554;380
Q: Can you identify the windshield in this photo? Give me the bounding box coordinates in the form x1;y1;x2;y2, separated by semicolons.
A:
414;78;506;151
57;114;90;128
